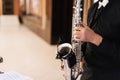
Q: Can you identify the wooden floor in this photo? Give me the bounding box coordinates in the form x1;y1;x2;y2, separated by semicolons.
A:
0;15;64;80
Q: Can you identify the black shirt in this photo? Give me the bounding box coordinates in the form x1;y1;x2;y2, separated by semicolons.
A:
84;0;120;70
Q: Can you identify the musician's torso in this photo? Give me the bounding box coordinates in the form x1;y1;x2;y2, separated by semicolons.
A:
84;0;120;70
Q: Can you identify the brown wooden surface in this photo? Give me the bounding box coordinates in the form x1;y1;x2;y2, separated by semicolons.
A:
14;0;19;15
83;0;92;25
0;0;2;15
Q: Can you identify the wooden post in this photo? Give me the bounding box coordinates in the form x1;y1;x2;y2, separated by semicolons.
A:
14;0;19;15
0;0;2;15
83;0;92;25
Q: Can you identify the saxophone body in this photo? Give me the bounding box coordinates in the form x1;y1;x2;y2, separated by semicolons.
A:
71;0;83;79
56;0;83;80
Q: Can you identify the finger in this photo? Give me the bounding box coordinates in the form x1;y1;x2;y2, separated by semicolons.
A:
74;37;81;42
74;34;81;39
73;27;81;31
74;26;84;31
73;31;80;37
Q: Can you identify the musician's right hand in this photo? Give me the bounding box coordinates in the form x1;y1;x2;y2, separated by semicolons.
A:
73;25;103;46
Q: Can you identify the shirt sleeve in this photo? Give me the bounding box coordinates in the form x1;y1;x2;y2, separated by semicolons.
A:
94;37;120;62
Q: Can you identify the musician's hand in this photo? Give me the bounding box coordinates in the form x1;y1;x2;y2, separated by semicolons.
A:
73;25;103;46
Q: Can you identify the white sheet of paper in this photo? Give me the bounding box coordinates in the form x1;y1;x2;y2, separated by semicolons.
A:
0;71;32;80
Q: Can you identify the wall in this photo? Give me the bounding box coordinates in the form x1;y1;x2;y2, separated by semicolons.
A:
30;0;42;17
23;0;73;44
19;0;26;15
0;0;19;15
22;0;52;44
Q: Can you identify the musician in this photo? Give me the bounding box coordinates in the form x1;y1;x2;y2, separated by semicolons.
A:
73;0;120;80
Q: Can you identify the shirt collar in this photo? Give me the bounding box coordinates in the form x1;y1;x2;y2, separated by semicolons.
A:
98;0;109;9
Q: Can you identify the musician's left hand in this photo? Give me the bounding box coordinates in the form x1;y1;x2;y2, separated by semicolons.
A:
73;25;103;46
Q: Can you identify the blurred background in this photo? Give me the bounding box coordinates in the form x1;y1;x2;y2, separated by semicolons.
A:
0;0;93;80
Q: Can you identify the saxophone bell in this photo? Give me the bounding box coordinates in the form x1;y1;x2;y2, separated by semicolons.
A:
56;43;72;59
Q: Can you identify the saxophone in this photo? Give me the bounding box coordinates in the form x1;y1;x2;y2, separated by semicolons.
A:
71;0;83;79
56;0;83;80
